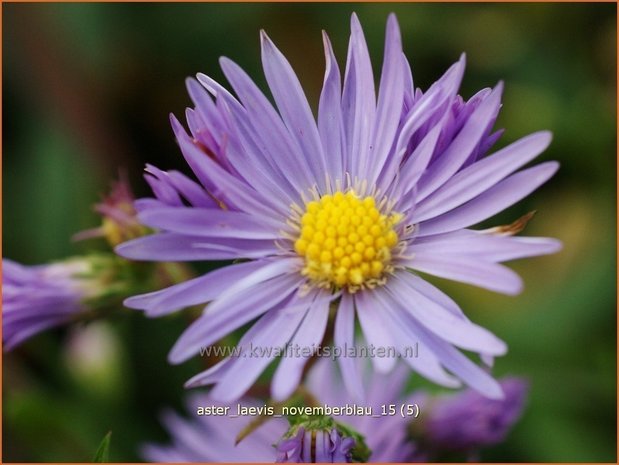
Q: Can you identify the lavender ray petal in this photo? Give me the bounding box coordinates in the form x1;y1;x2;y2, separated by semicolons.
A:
260;31;329;193
169;265;301;364
377;55;465;193
214;90;302;207
115;232;278;261
318;31;345;185
218;57;314;193
171;114;282;219
389;272;507;355
404;252;524;295
411;230;562;262
416;83;504;201
373;289;462;388
123;260;267;316
342;13;376;180
366;13;404;187
381;290;504;399
271;293;330;401
209;302;310;402
334;293;365;401
417;161;560;236
414;131;552;221
166;170;219;208
137;207;283;240
354;289;397;374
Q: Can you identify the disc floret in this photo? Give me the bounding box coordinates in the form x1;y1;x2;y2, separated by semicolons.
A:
293;190;402;291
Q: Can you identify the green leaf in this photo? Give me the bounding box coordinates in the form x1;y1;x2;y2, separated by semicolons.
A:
92;431;112;462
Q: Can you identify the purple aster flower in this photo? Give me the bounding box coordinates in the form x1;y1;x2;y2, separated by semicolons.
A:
419;377;528;455
142;360;417;463
3;258;95;350
117;13;561;402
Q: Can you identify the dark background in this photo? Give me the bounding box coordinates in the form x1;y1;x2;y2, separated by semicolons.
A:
3;3;617;462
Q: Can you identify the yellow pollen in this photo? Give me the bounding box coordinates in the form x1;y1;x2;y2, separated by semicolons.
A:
294;190;402;291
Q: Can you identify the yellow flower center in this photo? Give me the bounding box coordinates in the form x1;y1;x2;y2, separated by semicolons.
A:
294;190;402;291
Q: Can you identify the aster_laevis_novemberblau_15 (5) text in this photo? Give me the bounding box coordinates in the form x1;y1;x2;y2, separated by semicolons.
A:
116;13;561;403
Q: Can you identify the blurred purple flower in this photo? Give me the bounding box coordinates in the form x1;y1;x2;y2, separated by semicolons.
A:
143;360;418;463
117;13;560;402
3;258;93;350
420;377;529;454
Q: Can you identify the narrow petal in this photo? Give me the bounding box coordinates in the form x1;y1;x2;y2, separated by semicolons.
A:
411;230;563;262
342;13;376;179
379;312;463;388
218;57;314;194
184;357;234;388
379;289;504;399
366;13;404;186
312;431;325;462
416;83;504;201
405;253;524;295
417;161;560;236
213;77;303;209
414;131;552;221
355;290;397;373
123;260;266;316
389;272;507;355
144;169;183;206
186;77;226;148
115;232;277;261
271;294;330;401
377;55;465;192
169;273;303;364
398;272;465;318
260;31;328;192
334;293;365;400
137;207;282;240
171;115;281;219
209;299;310;402
166;170;218;208
391;119;443;213
318;31;345;185
368;287;462;388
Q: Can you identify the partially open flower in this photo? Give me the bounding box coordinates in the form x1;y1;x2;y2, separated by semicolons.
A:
74;175;147;247
276;426;357;463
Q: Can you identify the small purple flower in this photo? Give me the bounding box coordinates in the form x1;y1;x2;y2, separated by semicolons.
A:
420;377;529;454
117;13;561;402
3;258;94;350
276;427;355;463
305;359;419;463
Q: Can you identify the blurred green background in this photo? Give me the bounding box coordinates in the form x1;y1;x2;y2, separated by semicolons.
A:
3;2;616;462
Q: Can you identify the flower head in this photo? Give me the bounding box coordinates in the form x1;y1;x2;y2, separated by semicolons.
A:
142;360;415;463
117;13;561;402
3;258;95;350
